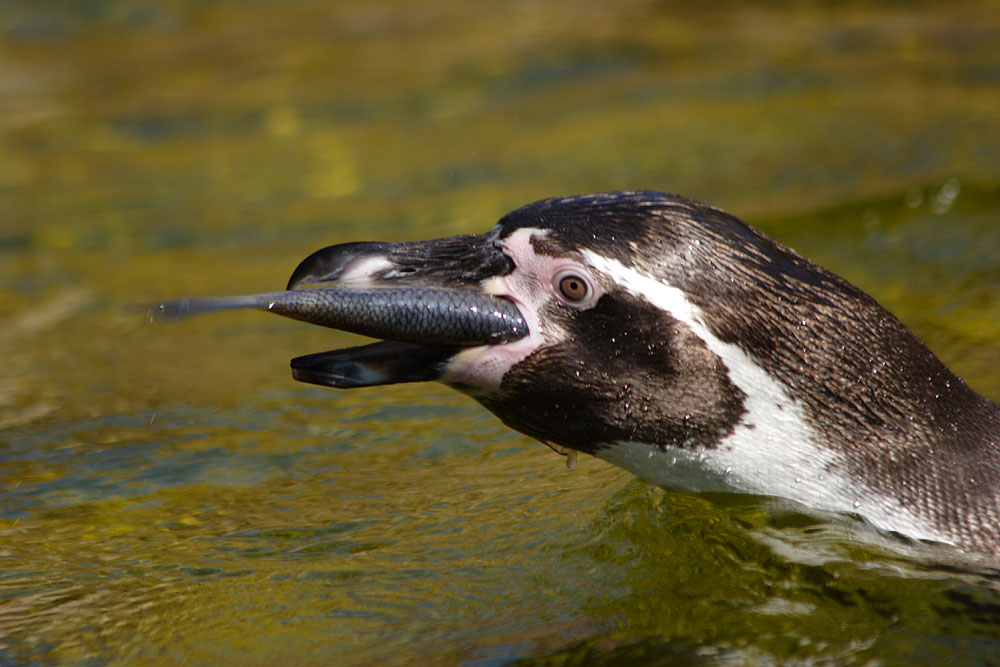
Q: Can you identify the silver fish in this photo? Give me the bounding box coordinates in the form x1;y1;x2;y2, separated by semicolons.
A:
149;288;528;346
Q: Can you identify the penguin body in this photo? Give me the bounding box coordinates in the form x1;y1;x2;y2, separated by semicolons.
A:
162;191;1000;555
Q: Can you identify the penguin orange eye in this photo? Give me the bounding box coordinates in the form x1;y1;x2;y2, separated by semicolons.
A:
557;273;590;302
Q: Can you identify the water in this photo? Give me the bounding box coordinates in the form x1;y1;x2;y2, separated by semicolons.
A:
2;1;999;664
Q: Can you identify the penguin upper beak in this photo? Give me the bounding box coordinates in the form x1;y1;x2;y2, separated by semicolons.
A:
280;233;525;389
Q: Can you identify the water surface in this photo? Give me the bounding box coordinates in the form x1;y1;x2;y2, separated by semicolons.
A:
1;1;999;664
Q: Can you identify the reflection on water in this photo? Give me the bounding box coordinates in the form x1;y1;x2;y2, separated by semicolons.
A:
1;0;999;664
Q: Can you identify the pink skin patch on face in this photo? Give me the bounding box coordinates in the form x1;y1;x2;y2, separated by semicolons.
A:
441;227;602;390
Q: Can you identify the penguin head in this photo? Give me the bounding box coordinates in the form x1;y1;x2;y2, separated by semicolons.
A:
288;190;843;456
449;191;758;456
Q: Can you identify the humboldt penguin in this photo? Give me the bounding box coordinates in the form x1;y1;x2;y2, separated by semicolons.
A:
153;191;1000;556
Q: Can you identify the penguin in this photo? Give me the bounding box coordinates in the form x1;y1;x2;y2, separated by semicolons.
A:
155;191;1000;556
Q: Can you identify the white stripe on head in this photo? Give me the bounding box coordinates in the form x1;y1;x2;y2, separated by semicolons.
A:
580;250;949;545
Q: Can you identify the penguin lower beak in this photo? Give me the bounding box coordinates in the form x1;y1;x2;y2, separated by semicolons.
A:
290;340;462;388
280;233;523;389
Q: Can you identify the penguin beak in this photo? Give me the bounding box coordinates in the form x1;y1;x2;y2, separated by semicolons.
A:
279;234;525;389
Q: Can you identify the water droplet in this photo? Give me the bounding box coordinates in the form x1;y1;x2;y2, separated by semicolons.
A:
904;187;924;208
932;176;960;214
565;450;578;470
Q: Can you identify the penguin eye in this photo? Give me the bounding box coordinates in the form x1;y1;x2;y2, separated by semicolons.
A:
555;272;591;302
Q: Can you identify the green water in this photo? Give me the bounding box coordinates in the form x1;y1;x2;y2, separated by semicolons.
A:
2;1;999;664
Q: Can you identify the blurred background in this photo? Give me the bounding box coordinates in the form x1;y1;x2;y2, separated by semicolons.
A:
1;1;998;664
